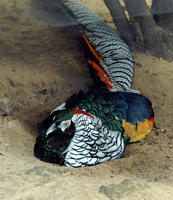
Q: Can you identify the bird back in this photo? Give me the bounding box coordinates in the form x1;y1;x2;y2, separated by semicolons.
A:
64;90;154;142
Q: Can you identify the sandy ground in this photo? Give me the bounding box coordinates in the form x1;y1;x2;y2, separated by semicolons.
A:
0;0;173;200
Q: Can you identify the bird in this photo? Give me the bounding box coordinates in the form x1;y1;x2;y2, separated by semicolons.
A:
34;89;154;167
34;0;154;167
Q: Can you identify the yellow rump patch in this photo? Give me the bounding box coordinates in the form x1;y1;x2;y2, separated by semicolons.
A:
122;118;154;142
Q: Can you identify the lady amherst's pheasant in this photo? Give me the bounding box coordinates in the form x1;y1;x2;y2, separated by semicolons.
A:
34;0;154;167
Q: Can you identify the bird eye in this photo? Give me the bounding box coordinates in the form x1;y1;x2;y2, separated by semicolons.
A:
63;120;71;127
63;122;68;127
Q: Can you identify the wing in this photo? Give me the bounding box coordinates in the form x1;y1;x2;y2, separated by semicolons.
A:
64;114;125;167
64;0;134;91
74;90;154;143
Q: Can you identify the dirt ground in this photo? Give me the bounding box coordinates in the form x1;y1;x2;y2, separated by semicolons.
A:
0;0;173;200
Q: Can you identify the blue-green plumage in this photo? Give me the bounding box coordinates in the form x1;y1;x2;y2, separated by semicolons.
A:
65;89;154;128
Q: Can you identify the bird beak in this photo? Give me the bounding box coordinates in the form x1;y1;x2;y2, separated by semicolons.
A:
46;123;56;137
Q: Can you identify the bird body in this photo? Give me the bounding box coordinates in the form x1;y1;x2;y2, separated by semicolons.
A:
34;90;154;167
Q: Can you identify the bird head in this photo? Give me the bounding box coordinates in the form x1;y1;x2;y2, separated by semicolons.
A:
34;108;93;165
37;109;74;136
45;109;74;136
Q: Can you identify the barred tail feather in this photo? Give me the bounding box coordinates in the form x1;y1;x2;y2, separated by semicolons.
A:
63;0;134;91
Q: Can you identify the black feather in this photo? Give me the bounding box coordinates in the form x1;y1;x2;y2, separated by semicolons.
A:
34;123;75;165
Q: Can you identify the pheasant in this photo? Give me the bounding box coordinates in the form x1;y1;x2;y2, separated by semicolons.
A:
34;0;154;167
34;89;154;167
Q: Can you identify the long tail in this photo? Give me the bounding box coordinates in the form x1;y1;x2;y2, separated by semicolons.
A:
63;0;134;91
